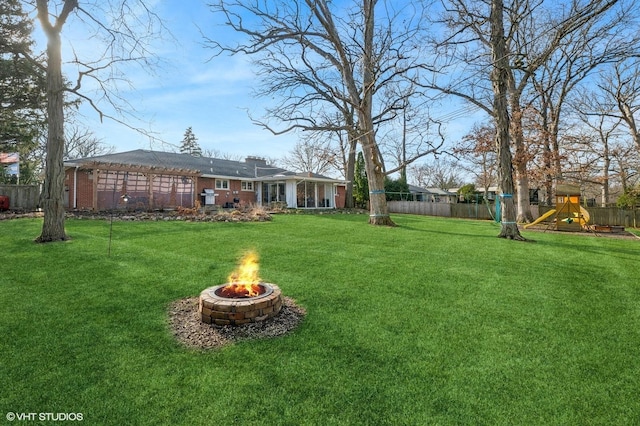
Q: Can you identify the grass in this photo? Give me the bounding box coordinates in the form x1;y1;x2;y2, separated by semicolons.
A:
1;214;639;425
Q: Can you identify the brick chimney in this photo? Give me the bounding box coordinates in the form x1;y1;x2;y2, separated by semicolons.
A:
245;156;268;167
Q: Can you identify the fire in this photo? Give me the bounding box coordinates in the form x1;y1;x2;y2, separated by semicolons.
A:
220;251;264;298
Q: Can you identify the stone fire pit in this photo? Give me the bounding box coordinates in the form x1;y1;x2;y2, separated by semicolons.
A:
199;283;283;326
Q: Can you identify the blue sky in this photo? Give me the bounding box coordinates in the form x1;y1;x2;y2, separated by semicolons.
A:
28;0;299;159
30;0;484;164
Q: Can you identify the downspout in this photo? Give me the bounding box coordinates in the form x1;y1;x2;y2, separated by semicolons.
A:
73;166;79;209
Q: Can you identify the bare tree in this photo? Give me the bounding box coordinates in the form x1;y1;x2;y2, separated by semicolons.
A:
280;137;337;175
566;67;640;204
610;144;640;193
63;124;113;159
31;0;164;242
206;0;435;225
528;6;640;206
569;88;627;205
598;60;640;153
563;126;618;206
409;159;464;190
454;122;498;198
202;149;244;161
489;0;522;239
428;0;625;225
378;92;446;181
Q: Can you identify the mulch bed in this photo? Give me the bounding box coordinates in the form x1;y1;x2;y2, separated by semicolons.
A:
521;224;639;240
0;210;272;222
167;296;306;350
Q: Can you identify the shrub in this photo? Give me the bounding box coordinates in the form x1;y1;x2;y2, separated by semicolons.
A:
617;186;640;209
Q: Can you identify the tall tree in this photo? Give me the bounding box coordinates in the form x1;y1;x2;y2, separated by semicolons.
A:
30;0;164;242
180;126;202;157
0;0;46;166
34;0;75;242
428;0;625;224
207;0;435;226
490;0;523;239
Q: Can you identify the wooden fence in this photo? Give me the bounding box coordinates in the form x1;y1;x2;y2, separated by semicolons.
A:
389;201;638;228
0;185;40;210
388;201;496;220
387;201;452;217
540;205;639;228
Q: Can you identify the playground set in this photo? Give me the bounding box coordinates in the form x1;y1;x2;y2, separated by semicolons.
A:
524;184;592;232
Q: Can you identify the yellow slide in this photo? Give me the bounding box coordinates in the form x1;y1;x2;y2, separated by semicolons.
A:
579;206;590;226
524;209;556;229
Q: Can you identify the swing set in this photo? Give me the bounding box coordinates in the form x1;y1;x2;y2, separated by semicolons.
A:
523;184;590;232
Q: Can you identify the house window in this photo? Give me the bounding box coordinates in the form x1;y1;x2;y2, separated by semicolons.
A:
241;181;254;191
215;179;229;190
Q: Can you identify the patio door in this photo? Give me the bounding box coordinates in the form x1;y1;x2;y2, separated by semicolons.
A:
262;182;286;204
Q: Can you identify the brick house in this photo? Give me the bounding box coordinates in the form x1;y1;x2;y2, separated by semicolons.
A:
64;150;347;211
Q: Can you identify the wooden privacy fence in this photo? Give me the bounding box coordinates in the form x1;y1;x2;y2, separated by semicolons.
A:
387;201;452;217
450;202;496;220
0;185;40;210
389;201;638;227
540;205;639;228
388;201;495;220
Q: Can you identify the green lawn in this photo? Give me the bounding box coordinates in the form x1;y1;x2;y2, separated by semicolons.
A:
1;214;639;425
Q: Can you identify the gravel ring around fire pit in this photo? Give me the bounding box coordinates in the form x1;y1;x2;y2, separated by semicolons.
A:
168;296;306;349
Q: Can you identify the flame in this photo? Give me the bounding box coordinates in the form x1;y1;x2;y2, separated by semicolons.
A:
221;251;263;298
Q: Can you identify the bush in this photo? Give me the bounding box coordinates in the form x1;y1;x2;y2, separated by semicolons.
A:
384;177;410;201
457;183;476;203
617;186;640;209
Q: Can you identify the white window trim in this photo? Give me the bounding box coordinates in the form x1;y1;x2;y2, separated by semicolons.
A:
215;179;229;190
241;181;254;191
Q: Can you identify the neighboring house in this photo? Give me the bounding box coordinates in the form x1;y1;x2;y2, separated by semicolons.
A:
408;185;457;203
64;150;347;211
452;186;539;203
449;186;499;202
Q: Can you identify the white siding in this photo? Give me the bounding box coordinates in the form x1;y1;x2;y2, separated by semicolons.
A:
286;181;297;208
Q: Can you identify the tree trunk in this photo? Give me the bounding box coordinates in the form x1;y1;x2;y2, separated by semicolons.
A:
540;102;554;206
361;131;394;226
490;0;524;240
510;103;533;223
360;0;394;226
537;90;555;206
343;135;357;208
36;27;67;243
620;102;640;153
601;135;610;206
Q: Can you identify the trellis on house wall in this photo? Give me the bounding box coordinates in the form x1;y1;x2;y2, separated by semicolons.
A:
82;161;201;211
